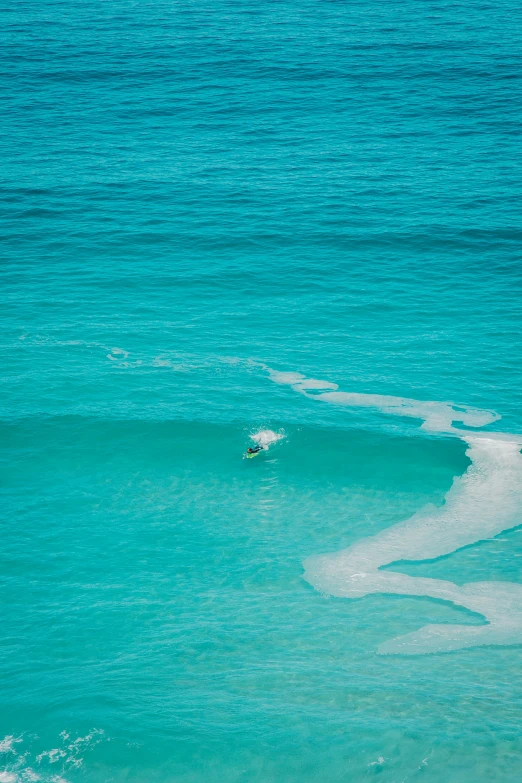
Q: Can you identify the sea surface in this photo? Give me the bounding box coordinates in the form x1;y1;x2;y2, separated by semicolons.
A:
2;0;522;781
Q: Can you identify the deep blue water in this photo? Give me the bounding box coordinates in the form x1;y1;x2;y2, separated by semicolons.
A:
2;1;522;781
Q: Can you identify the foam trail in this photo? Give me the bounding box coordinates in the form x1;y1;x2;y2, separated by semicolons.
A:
266;367;522;654
266;366;499;433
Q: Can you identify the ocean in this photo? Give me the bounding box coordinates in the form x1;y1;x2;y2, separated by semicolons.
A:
2;0;522;780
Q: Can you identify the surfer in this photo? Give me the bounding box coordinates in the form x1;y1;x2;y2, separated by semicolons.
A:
245;430;283;458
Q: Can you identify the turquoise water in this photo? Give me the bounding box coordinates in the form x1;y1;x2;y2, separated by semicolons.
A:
2;0;522;780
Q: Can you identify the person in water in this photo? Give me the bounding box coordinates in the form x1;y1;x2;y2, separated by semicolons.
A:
247;445;263;454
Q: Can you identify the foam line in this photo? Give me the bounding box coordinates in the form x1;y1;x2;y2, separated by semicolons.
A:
267;367;499;433
266;366;522;654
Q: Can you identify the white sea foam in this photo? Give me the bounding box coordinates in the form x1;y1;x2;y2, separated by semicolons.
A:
0;739;21;755
36;750;66;765
250;429;285;449
34;730;105;773
267;370;306;385
267;367;499;432
0;730;104;783
106;347;129;361
265;366;522;653
151;357;173;367
317;391;499;432
151;357;188;371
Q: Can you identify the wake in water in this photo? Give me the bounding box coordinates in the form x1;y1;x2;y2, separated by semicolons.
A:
264;365;522;655
249;429;285;449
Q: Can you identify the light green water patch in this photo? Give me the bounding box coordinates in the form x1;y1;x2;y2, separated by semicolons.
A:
5;417;521;782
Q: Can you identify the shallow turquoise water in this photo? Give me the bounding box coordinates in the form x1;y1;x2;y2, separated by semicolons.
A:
2;0;522;781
